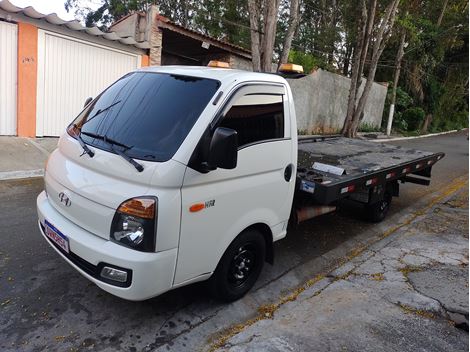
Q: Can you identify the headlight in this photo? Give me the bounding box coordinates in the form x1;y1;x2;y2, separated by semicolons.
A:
110;197;157;252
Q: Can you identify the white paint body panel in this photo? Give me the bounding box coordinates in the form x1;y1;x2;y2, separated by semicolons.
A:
45;133;184;251
38;66;298;300
36;30;140;136
175;82;297;284
0;21;17;135
176;140;294;284
37;192;177;301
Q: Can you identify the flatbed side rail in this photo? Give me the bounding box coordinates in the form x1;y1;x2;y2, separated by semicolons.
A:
297;152;445;204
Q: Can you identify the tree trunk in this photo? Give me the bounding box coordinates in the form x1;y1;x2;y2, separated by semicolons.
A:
248;0;280;72
260;0;280;72
421;113;433;133
386;29;406;136
278;0;300;68
342;42;353;76
355;0;377;90
342;0;368;136
437;0;449;26
327;0;338;66
343;0;400;137
181;0;189;27
248;0;262;72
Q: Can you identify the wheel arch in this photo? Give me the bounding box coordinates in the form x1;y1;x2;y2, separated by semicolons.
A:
244;223;274;264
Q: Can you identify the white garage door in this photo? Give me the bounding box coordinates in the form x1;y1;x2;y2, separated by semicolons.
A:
0;21;17;135
36;31;140;136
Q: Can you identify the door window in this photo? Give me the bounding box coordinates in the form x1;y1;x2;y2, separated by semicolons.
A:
219;94;284;148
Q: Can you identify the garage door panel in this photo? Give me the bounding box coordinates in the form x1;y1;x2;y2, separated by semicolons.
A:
0;21;17;135
37;31;139;136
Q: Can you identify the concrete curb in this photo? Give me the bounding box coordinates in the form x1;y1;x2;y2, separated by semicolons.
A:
368;129;460;142
0;169;44;181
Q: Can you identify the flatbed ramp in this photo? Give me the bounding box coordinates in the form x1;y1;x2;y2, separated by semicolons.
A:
296;136;445;204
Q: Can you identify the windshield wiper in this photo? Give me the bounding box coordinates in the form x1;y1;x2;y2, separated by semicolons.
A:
80;131;144;172
82;100;122;127
71;100;121;158
72;124;95;158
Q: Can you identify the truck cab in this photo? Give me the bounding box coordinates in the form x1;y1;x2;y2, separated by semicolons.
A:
37;65;298;301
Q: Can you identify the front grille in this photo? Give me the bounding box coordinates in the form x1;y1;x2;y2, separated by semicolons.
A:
40;223;132;288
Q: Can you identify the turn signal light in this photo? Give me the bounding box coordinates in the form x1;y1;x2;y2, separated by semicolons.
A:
208;60;230;68
278;63;304;74
118;198;155;219
190;203;205;212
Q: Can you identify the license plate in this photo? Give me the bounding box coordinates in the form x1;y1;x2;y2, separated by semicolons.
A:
44;220;70;253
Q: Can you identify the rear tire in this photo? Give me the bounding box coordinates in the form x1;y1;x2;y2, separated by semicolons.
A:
209;229;266;302
366;191;392;223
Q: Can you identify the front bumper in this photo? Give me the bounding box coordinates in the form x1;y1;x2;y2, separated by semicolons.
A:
37;191;177;300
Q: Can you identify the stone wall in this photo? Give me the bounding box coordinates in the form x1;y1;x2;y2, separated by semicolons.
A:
229;55;253;71
286;69;387;134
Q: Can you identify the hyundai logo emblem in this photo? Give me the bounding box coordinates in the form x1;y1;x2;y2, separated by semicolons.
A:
58;192;71;207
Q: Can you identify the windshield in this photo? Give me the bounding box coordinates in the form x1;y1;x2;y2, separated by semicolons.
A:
70;72;220;162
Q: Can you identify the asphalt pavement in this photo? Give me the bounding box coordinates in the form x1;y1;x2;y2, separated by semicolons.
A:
0;131;468;352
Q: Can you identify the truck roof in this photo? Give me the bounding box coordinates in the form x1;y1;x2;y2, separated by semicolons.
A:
137;65;288;85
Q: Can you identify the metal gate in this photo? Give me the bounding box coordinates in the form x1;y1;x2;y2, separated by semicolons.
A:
36;30;140;136
0;21;17;135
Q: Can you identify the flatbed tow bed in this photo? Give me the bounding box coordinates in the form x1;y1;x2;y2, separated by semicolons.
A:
294;136;444;221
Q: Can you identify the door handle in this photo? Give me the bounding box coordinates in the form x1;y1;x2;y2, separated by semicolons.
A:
284;164;293;182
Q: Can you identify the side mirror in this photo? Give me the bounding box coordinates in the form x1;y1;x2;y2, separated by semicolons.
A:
84;97;93;107
207;127;238;170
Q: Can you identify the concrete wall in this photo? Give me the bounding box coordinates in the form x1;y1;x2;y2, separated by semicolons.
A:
229;55;253;71
109;13;139;38
287;69;387;134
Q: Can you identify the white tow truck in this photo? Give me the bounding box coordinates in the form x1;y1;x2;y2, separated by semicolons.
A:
37;62;443;301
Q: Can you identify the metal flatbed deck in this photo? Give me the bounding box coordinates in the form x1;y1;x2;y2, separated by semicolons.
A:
296;136;445;204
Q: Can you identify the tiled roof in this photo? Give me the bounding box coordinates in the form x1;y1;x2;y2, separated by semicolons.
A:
0;0;150;49
156;14;251;56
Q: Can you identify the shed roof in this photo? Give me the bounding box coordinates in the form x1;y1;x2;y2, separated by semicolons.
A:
155;15;251;59
0;0;150;49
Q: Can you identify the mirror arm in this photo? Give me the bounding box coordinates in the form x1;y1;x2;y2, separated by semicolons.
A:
199;161;217;173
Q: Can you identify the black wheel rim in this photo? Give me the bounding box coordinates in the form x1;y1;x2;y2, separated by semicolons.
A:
228;242;257;288
380;195;391;213
380;200;388;212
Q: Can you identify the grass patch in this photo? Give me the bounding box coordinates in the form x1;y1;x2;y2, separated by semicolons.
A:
399;266;422;276
398;303;435;319
358;123;382;133
370;273;385;281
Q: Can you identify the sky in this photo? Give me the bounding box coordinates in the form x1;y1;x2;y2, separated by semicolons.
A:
9;0;99;21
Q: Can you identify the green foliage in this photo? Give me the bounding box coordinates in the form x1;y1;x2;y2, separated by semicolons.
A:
401;107;426;131
192;0;250;48
64;0;155;29
430;110;468;132
288;50;317;73
358;123;382;133
288;50;334;73
394;86;414;110
382;85;414;131
377;0;468;134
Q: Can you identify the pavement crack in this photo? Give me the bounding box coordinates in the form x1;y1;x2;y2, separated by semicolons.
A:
146;305;226;351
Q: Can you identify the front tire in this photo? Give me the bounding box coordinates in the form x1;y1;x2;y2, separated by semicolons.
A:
209;229;266;302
